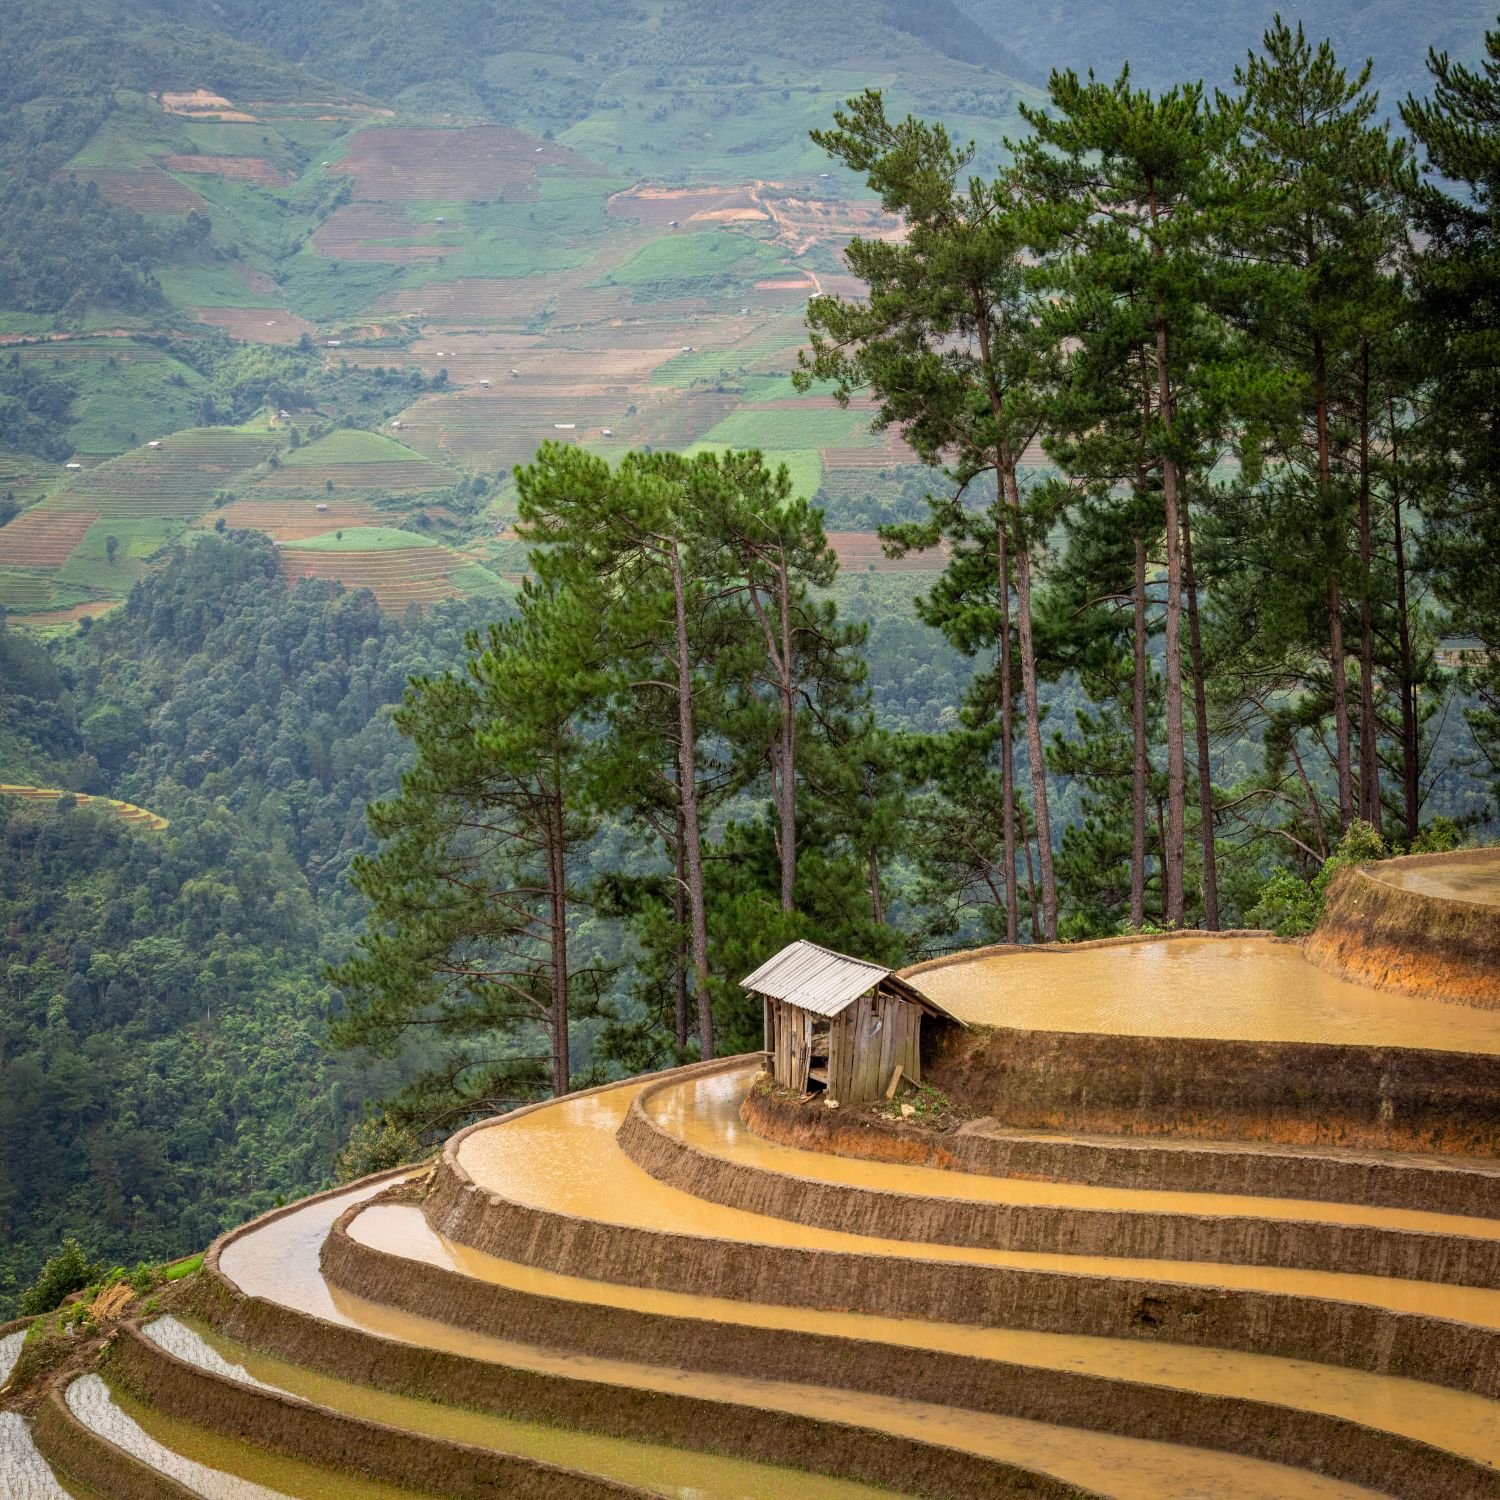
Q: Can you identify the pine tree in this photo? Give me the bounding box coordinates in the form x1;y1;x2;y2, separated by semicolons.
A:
799;90;1063;939
1402;25;1500;804
1017;66;1232;926
1224;21;1414;832
328;582;603;1120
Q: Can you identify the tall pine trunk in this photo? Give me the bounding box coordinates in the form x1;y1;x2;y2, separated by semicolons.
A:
672;789;689;1049
1150;311;1186;925
1389;400;1420;840
1356;338;1380;831
864;765;885;925
1146;182;1186;928
1131;534;1148;930
776;552;797;912
1002;465;1057;939
669;542;714;1058
998;505;1019;942
547;768;570;1097
1181;494;1219;928
1314;331;1354;829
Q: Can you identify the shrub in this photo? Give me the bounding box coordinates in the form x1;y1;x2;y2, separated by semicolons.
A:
20;1237;104;1316
334;1113;422;1183
1246;870;1321;936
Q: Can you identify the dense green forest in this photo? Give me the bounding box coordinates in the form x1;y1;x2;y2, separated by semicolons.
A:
0;541;497;1311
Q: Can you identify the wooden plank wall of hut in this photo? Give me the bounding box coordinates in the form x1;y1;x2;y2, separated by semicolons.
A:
770;998;813;1092
827;989;924;1103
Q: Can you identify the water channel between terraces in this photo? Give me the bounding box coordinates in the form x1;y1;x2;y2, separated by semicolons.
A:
451;1073;1500;1327
220;1184;1385;1499
1372;861;1500;905
910;935;1500;1048
647;1063;1500;1239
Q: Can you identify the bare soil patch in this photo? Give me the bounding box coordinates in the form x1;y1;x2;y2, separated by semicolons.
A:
194;307;319;344
608;186;765;226
0;506;100;566
158;89;258;122
163;154;290;186
333;126;599;203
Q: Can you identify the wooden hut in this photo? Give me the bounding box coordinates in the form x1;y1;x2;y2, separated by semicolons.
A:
741;940;962;1104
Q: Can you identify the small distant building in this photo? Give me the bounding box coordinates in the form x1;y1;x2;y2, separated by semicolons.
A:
146;441;162;448
554;422;576;430
315;502;329;511
601;427;614;436
742;940;962;1104
509;368;520;378
326;339;342;347
65;462;83;471
479;378;491;387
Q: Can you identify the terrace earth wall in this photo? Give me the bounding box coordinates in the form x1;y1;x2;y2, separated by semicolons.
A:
429;1091;1500;1400
1306;854;1500;1008
619;1069;1500;1284
739;1089;1500;1216
915;1018;1500;1157
313;1208;1500;1500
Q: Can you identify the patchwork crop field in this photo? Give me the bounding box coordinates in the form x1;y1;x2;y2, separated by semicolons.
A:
4;55;1020;626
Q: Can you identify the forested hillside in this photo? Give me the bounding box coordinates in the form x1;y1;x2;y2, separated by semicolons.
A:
0;538;497;1311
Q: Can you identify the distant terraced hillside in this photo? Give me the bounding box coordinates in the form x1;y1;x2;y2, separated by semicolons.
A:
0;784;168;830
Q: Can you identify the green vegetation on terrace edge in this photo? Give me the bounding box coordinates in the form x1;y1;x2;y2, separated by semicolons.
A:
279;430;435;466
597;230;788;296
280;526;444;551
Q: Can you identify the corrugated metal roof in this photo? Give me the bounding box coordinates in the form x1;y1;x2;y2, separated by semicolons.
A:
740;940;963;1025
740;940;891;1017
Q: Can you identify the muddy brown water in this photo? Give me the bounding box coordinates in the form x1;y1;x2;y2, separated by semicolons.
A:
1373;859;1500;906
158;1315;904;1500
345;1199;1500;1467
650;1064;1500;1240
223;1197;1381;1500
452;1076;1500;1329
913;935;1500;1051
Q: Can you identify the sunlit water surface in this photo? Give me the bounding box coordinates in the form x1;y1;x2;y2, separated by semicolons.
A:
914;936;1500;1052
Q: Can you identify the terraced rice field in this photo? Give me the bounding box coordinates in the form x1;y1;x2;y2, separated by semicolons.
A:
278;534;499;611
34;957;1499;1500
191;307;319;344
161;154;290;185
0;507;99;566
0;569;51;609
193;499;385;540
59;167;209;214
331;126;597;202
48;429;280;516
0;453;62;503
0;785;168;830
313;203;453;262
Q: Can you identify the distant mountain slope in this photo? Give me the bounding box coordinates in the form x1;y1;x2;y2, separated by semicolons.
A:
186;0;1033;114
951;0;1497;96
